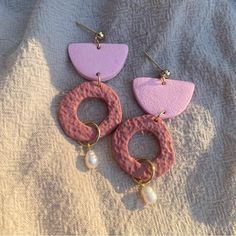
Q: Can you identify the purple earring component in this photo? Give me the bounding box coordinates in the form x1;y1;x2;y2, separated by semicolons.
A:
68;43;128;82
133;77;195;119
58;22;128;170
133;52;195;119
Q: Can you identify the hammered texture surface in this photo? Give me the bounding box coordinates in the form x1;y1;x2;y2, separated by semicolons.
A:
112;115;175;180
58;81;122;142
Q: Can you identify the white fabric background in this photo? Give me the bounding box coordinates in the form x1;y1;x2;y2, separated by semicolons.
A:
0;0;235;235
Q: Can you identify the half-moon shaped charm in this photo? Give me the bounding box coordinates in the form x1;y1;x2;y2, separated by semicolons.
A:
68;43;128;81
133;77;195;119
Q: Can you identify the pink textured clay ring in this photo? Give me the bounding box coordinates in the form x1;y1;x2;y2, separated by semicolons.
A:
112;114;175;180
58;81;122;143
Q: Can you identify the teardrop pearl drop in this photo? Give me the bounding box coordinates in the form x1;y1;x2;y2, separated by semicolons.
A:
141;185;157;204
85;150;98;169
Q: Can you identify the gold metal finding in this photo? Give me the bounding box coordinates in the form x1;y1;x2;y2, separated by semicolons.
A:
77;122;101;148
94;32;104;49
153;110;166;122
160;69;171;85
76;21;105;49
76;21;97;34
144;51;171;85
96;72;101;87
132;158;155;185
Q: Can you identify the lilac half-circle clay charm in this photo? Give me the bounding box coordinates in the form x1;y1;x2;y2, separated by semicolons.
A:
133;77;195;119
68;43;128;81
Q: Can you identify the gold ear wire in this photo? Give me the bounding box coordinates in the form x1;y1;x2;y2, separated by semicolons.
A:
76;21;97;34
144;51;164;71
76;21;105;49
144;51;171;84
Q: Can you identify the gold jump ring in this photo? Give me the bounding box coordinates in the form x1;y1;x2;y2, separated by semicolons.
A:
153;110;166;122
77;122;100;147
132;158;155;185
96;72;101;87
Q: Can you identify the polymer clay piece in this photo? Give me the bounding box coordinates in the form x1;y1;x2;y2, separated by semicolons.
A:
112;114;175;180
68;43;129;81
133;77;195;119
58;81;122;143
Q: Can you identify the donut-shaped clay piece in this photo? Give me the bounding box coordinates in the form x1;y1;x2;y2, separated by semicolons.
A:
112;115;175;180
58;81;122;143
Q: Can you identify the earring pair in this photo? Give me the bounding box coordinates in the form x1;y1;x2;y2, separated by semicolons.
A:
58;22;195;205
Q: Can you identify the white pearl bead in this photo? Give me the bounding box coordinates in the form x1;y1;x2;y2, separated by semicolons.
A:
85;150;98;169
141;185;157;204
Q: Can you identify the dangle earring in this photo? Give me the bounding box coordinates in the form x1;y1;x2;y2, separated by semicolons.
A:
58;22;128;169
112;51;195;204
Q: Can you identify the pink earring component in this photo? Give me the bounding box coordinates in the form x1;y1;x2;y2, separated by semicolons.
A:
68;43;128;82
112;52;195;205
112;113;175;205
133;52;195;119
58;22;128;169
133;78;194;119
112;114;174;180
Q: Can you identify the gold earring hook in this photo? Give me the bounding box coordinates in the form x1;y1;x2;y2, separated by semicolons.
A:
76;21;97;34
76;21;105;49
144;51;164;71
144;51;171;85
96;72;101;87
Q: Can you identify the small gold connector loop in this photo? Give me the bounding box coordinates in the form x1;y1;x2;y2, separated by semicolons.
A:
153;111;166;122
132;158;155;185
96;72;101;87
77;122;100;147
